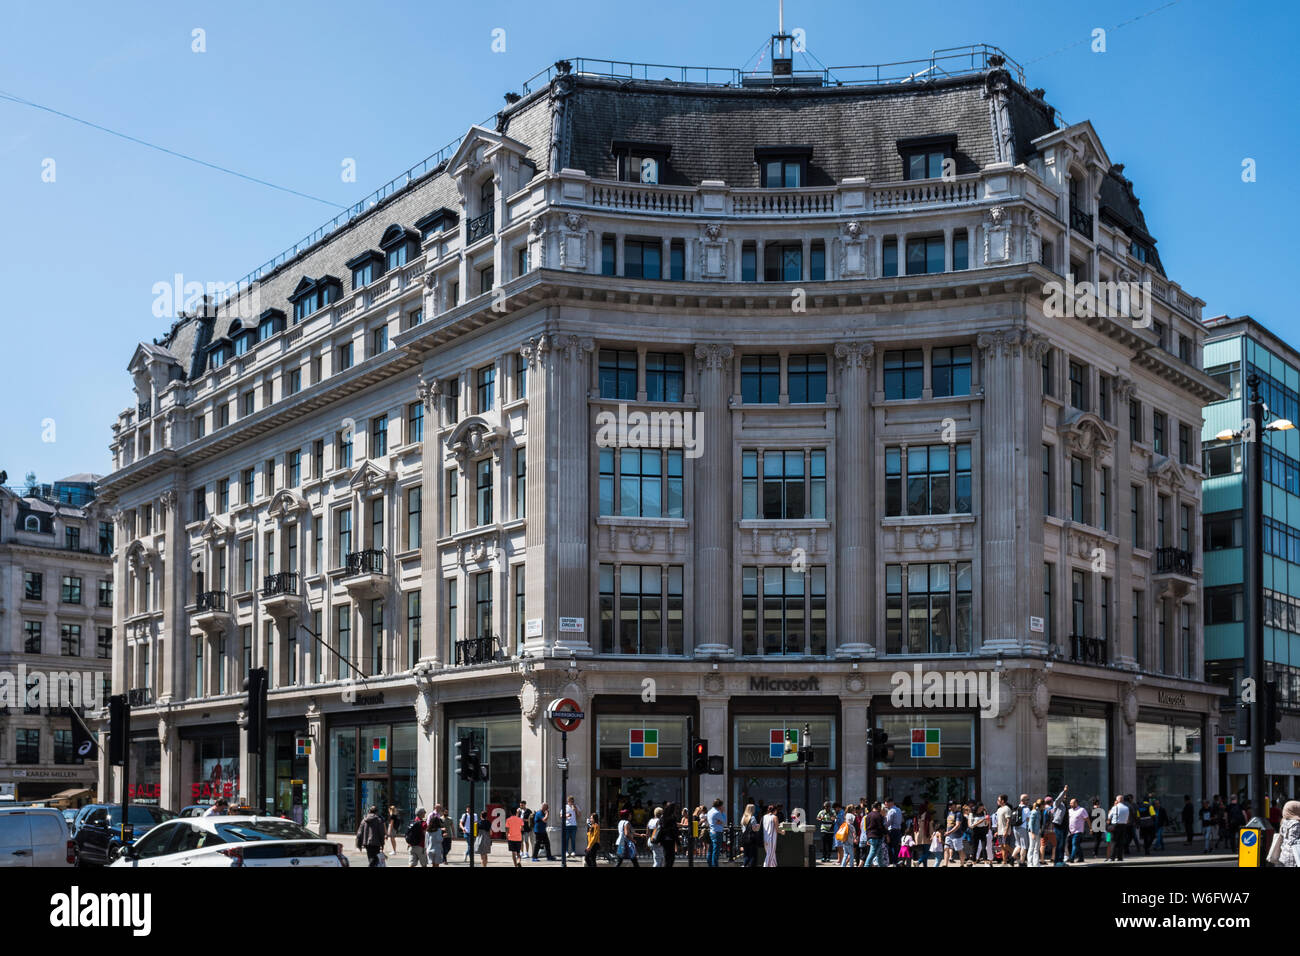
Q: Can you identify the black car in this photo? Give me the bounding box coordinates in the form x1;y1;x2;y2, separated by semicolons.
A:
72;804;176;866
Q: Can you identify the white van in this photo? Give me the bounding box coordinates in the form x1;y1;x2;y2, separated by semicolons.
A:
0;806;74;866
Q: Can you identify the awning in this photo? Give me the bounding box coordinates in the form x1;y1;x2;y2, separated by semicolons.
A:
49;788;93;801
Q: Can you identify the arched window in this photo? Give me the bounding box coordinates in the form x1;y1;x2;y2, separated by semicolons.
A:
24;515;40;532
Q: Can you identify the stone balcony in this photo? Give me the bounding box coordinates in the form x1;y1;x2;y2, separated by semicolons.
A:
191;590;231;634
260;571;300;618
339;549;386;599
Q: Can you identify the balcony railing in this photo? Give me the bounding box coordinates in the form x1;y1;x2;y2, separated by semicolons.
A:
1069;204;1094;239
344;549;385;576
261;572;299;597
1155;547;1194;576
137;400;152;420
466;208;494;245
1069;635;1108;666
195;590;228;612
128;687;153;707
455;634;501;667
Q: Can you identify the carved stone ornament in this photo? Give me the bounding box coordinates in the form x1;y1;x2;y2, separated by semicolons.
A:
916;527;941;552
833;341;874;371
158;490;177;515
703;222;723;242
563;212;587;234
414;686;436;731
157;715;170;746
703;673;725;695
422;271;438;291
1030;677;1050;727
995;672;1017;727
417;375;441;413
519;679;541;725
772;531;796;556
988;205;1005;226
1122;686;1139;728
844;673;867;695
694;343;734;374
843;220;861;239
630;529;654;553
529;217;546;236
556;335;594;363
976;328;1050;360
520;334;551;370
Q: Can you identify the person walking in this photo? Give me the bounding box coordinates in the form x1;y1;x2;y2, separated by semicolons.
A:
647;806;665;867
475;809;492;866
1123;795;1141;855
405;808;428;867
427;805;448;867
1050;785;1069;864
1067;798;1089;863
970;804;991;864
740;803;761;868
459;806;474;862
836;806;857;868
706;798;727;867
1199;799;1215;854
614;809;639;867
816;801;835;862
884;797;903;865
1225;796;1245;850
856;803;871;867
993;795;1012;866
1089;798;1106;858
1026;799;1043;867
1011;794;1030;866
1274;800;1300;866
517;800;534;861
505;806;525;867
1153;799;1169;851
1181;795;1195;848
532;802;555;861
944;803;969;867
1107;794;1130;862
355;805;385;867
386;804;402;855
863;802;887;867
585;812;601;867
563;796;579;858
660;802;680;867
1137;795;1157;855
762;804;780;867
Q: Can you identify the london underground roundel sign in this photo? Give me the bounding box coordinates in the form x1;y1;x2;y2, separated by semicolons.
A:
546;698;584;733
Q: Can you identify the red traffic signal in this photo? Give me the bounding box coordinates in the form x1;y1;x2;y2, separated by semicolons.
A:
691;738;709;773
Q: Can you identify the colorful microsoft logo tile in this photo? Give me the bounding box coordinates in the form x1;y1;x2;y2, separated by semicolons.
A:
295;737;311;757
629;728;658;758
1216;736;1233;753
910;728;940;758
372;736;388;762
770;729;798;760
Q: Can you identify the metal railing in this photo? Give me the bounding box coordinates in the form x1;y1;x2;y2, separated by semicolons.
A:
344;549;385;576
195;590;228;612
1069;204;1094;239
1156;547;1194;575
466;208;494;245
454;634;501;667
128;688;153;707
137;400;152;420
261;572;299;597
1070;635;1108;666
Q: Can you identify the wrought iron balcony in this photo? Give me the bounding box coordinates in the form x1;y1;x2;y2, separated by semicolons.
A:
262;572;299;597
128;687;153;707
466;208;494;245
1155;547;1194;576
455;634;501;667
344;549;385;577
195;590;228;612
1069;635;1108;666
1069;204;1093;239
137;400;152;420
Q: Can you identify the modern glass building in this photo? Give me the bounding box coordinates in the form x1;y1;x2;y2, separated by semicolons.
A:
1201;315;1300;807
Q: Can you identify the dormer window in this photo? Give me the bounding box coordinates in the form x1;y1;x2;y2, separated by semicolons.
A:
1129;240;1150;264
208;343;228;370
24;515;40;532
380;225;419;271
230;321;249;356
414;208;458;243
347;250;384;290
257;308;286;342
898;135;957;181
612;141;671;184
755;146;810;188
290;276;342;323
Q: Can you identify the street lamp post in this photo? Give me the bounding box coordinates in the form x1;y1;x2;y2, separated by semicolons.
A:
1217;373;1293;834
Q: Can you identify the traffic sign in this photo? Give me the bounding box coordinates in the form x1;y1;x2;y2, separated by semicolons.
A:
556;757;569;770
546;697;584;732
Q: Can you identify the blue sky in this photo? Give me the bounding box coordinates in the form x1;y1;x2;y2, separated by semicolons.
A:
1;0;1296;483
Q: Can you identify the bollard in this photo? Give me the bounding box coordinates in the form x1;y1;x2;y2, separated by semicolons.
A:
808;843;818;868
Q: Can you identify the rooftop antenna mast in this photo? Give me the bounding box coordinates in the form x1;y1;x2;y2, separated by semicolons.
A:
771;0;793;76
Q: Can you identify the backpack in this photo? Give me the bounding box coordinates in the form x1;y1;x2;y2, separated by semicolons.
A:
1052;803;1067;826
1010;805;1025;828
405;819;423;845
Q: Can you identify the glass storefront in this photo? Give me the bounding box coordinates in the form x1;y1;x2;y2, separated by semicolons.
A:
1048;700;1110;805
127;737;161;805
328;718;416;833
189;733;239;806
447;714;521;836
733;715;837;817
596;714;688;827
874;713;973;809
265;729;311;823
1136;711;1203;822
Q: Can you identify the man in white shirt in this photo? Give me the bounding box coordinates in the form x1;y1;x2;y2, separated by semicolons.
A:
706;799;727;867
564;796;579;857
1012;794;1031;866
1107;794;1131;862
994;794;1013;865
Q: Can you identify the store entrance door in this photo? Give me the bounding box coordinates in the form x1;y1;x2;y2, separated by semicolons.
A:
359;778;389;819
733;773;835;822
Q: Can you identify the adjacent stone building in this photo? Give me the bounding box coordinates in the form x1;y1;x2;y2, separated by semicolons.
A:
98;47;1224;835
1;475;112;803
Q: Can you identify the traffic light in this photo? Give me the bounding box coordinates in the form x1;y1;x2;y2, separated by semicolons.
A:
1265;681;1283;746
476;758;490;782
707;755;724;775
869;728;889;749
691;738;709;774
243;668;267;753
456;737;475;781
107;694;128;766
869;728;894;763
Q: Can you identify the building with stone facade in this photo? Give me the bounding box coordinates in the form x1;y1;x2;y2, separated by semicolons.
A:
97;47;1225;836
1;475;112;803
1201;314;1300;806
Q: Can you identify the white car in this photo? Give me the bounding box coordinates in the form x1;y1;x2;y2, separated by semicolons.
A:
110;816;348;868
0;807;73;867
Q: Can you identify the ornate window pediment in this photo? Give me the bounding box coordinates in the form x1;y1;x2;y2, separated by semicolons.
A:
196;516;231;542
1059;409;1114;459
1148;454;1188;493
347;460;395;495
446;416;506;465
266;489;309;520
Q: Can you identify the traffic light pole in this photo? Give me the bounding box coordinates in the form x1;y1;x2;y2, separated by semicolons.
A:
118;696;130;847
560;729;568;869
1245;375;1268;828
687;715;695;868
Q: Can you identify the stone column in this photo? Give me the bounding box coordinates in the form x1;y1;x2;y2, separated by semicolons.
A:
305;704;324;832
693;344;735;657
834;342;876;657
159;487;185;702
841;695;870;798
1112;376;1137;669
977;330;1049;653
418;375;443;666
